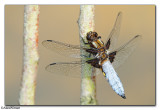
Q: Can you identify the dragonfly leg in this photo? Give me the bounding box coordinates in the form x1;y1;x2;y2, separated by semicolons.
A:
81;37;89;45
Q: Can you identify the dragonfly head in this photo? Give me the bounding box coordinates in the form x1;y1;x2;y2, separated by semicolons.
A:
86;31;99;43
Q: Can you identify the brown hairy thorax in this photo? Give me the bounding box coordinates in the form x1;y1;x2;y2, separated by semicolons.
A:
86;31;109;68
85;31;117;68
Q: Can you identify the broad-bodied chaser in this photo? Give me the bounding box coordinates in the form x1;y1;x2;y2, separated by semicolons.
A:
42;12;141;99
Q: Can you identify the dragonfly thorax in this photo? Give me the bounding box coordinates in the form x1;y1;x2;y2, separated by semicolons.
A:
86;31;109;68
86;31;104;48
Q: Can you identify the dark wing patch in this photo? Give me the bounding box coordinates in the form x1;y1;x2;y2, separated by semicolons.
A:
86;48;98;55
86;58;101;68
105;38;111;50
109;51;117;63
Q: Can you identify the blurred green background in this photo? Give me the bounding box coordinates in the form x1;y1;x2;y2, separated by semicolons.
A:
5;5;155;105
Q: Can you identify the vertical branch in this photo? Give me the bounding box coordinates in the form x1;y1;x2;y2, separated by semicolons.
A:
78;5;97;105
19;5;40;105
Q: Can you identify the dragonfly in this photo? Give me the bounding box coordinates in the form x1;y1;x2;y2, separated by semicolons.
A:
42;12;141;99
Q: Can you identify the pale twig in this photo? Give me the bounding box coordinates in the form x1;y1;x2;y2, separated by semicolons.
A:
19;5;40;105
78;5;97;105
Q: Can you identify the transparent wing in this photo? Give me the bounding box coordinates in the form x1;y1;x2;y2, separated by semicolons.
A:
109;35;142;69
105;12;122;51
45;61;100;78
42;40;98;59
42;40;88;58
45;61;82;77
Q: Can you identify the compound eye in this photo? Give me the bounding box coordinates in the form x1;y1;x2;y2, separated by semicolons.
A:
87;31;93;40
93;32;98;37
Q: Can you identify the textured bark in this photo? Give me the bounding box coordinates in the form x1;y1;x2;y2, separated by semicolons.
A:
19;5;40;105
78;5;97;105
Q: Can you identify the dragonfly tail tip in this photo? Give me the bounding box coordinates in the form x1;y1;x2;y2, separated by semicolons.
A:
121;95;126;99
